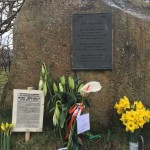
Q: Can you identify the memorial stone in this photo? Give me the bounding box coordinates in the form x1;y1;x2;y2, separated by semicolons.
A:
4;0;150;130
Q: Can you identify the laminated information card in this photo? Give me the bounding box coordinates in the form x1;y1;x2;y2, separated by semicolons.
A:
12;89;44;132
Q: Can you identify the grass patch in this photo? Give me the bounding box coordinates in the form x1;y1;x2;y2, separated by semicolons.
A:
1;108;150;149
9;127;129;150
10;128;61;150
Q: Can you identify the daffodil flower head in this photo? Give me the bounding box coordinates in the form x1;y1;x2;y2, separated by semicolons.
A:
134;101;145;110
9;123;14;130
120;113;127;123
125;121;139;133
126;110;136;121
5;122;9;129
114;103;124;114
1;122;6;132
136;118;145;128
119;96;130;109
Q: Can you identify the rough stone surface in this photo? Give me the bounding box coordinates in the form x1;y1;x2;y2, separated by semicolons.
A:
4;0;150;130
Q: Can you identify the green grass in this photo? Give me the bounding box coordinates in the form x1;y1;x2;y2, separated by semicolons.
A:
10;128;61;150
0;68;8;96
9;128;128;150
1;108;150;149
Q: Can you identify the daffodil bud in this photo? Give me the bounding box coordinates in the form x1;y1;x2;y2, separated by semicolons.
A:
53;82;58;93
6;122;9;129
1;123;5;132
9;123;14;130
60;76;65;86
59;83;64;92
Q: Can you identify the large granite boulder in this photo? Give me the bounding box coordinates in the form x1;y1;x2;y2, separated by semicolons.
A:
4;0;150;130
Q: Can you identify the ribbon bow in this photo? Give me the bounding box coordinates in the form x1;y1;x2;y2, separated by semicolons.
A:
65;103;84;140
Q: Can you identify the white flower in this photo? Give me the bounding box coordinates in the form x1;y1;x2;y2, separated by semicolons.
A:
80;81;102;97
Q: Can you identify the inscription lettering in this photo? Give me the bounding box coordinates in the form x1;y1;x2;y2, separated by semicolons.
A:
72;13;112;70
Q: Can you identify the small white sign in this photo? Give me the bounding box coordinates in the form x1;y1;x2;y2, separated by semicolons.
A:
12;89;44;132
77;113;90;134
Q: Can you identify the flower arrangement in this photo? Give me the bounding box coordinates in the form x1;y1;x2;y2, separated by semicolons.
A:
114;96;150;143
1;122;14;150
38;63;102;149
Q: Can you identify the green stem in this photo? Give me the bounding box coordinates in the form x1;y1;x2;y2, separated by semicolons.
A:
1;133;3;150
4;134;6;150
58;127;63;144
7;135;10;150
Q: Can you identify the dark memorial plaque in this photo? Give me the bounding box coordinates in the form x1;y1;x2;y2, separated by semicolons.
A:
72;13;112;70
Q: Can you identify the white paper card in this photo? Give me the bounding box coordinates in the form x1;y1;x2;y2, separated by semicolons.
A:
77;113;90;134
12;89;44;132
57;147;67;150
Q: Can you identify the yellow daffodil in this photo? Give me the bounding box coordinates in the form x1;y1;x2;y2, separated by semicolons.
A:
136;118;145;128
121;96;130;108
115;96;150;144
114;103;124;114
1;122;14;149
143;110;150;123
134;101;145;110
1;123;6;132
9;123;14;130
1;122;14;135
114;96;130;114
136;109;145;117
6;122;9;129
126;110;136;121
125;121;139;133
120;113;127;123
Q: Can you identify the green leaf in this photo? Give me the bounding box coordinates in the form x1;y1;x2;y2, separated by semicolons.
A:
83;99;90;107
49;107;55;114
66;92;77;102
107;129;111;141
59;111;67;128
65;98;76;109
43;81;47;96
67;121;76;150
62;104;69;111
51;93;62;103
